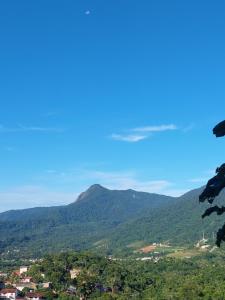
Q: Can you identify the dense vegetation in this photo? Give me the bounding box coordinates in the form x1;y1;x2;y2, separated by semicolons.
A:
3;251;225;299
0;184;177;256
1;184;225;256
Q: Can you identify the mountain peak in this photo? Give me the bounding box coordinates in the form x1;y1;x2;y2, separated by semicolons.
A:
87;184;107;192
75;184;108;203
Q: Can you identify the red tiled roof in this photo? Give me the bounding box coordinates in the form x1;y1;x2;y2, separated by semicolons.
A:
13;271;20;276
139;245;156;253
26;293;44;298
0;288;17;294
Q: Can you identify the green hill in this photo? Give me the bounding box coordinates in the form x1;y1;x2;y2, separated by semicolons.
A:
108;188;225;251
0;184;175;255
1;184;225;256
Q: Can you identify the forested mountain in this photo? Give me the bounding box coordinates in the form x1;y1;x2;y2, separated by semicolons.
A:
0;184;174;223
1;184;225;256
109;188;225;249
0;184;176;254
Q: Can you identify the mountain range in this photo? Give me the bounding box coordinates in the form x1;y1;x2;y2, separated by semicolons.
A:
1;184;225;256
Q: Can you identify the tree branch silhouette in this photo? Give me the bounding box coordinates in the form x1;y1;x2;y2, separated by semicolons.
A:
199;121;225;246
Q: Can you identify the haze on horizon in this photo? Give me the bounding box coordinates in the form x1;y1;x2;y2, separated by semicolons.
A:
0;0;225;212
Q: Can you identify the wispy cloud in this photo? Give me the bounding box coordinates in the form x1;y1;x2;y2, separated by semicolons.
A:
0;185;76;213
204;169;216;176
0;124;64;133
42;111;59;117
188;177;209;183
1;167;189;212
188;169;216;184
81;169;186;196
111;124;177;143
40;168;187;197
111;134;147;142
133;124;177;133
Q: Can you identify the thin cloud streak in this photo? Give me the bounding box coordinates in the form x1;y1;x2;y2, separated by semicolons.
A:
133;124;177;132
82;169;187;196
188;177;208;183
41;168;187;197
1;168;189;212
0;124;64;133
42;111;59;117
111;134;147;142
111;124;178;142
0;185;76;213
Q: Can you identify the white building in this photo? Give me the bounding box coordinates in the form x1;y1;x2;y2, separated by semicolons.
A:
19;267;28;275
0;288;18;300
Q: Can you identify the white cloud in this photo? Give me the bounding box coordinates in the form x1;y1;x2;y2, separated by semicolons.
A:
111;124;177;142
133;124;177;132
75;169;187;196
0;185;76;213
111;134;147;142
0;168;189;212
39;167;188;197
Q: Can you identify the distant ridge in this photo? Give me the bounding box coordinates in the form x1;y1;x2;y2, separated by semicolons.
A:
0;184;223;255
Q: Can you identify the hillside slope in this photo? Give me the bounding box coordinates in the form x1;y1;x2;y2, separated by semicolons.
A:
1;184;225;255
108;188;225;250
0;184;176;254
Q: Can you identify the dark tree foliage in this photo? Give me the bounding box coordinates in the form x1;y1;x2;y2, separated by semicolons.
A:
199;120;225;246
213;120;225;137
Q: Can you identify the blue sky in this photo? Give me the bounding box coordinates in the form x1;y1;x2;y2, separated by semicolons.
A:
0;0;225;212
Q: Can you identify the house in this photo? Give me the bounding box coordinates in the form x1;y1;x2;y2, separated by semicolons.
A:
40;282;52;289
200;244;210;250
12;271;20;277
0;288;18;300
14;283;36;292
20;278;32;284
25;292;45;300
19;268;28;275
70;269;81;279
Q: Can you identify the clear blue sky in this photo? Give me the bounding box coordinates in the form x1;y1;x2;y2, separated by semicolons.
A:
0;0;225;212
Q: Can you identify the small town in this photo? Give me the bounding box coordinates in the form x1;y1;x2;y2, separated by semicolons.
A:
0;252;161;300
0;237;218;300
0;264;55;300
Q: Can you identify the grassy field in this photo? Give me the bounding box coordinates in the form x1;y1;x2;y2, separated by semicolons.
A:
167;248;208;259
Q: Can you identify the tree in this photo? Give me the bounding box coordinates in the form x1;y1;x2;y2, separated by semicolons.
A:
199;120;225;246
